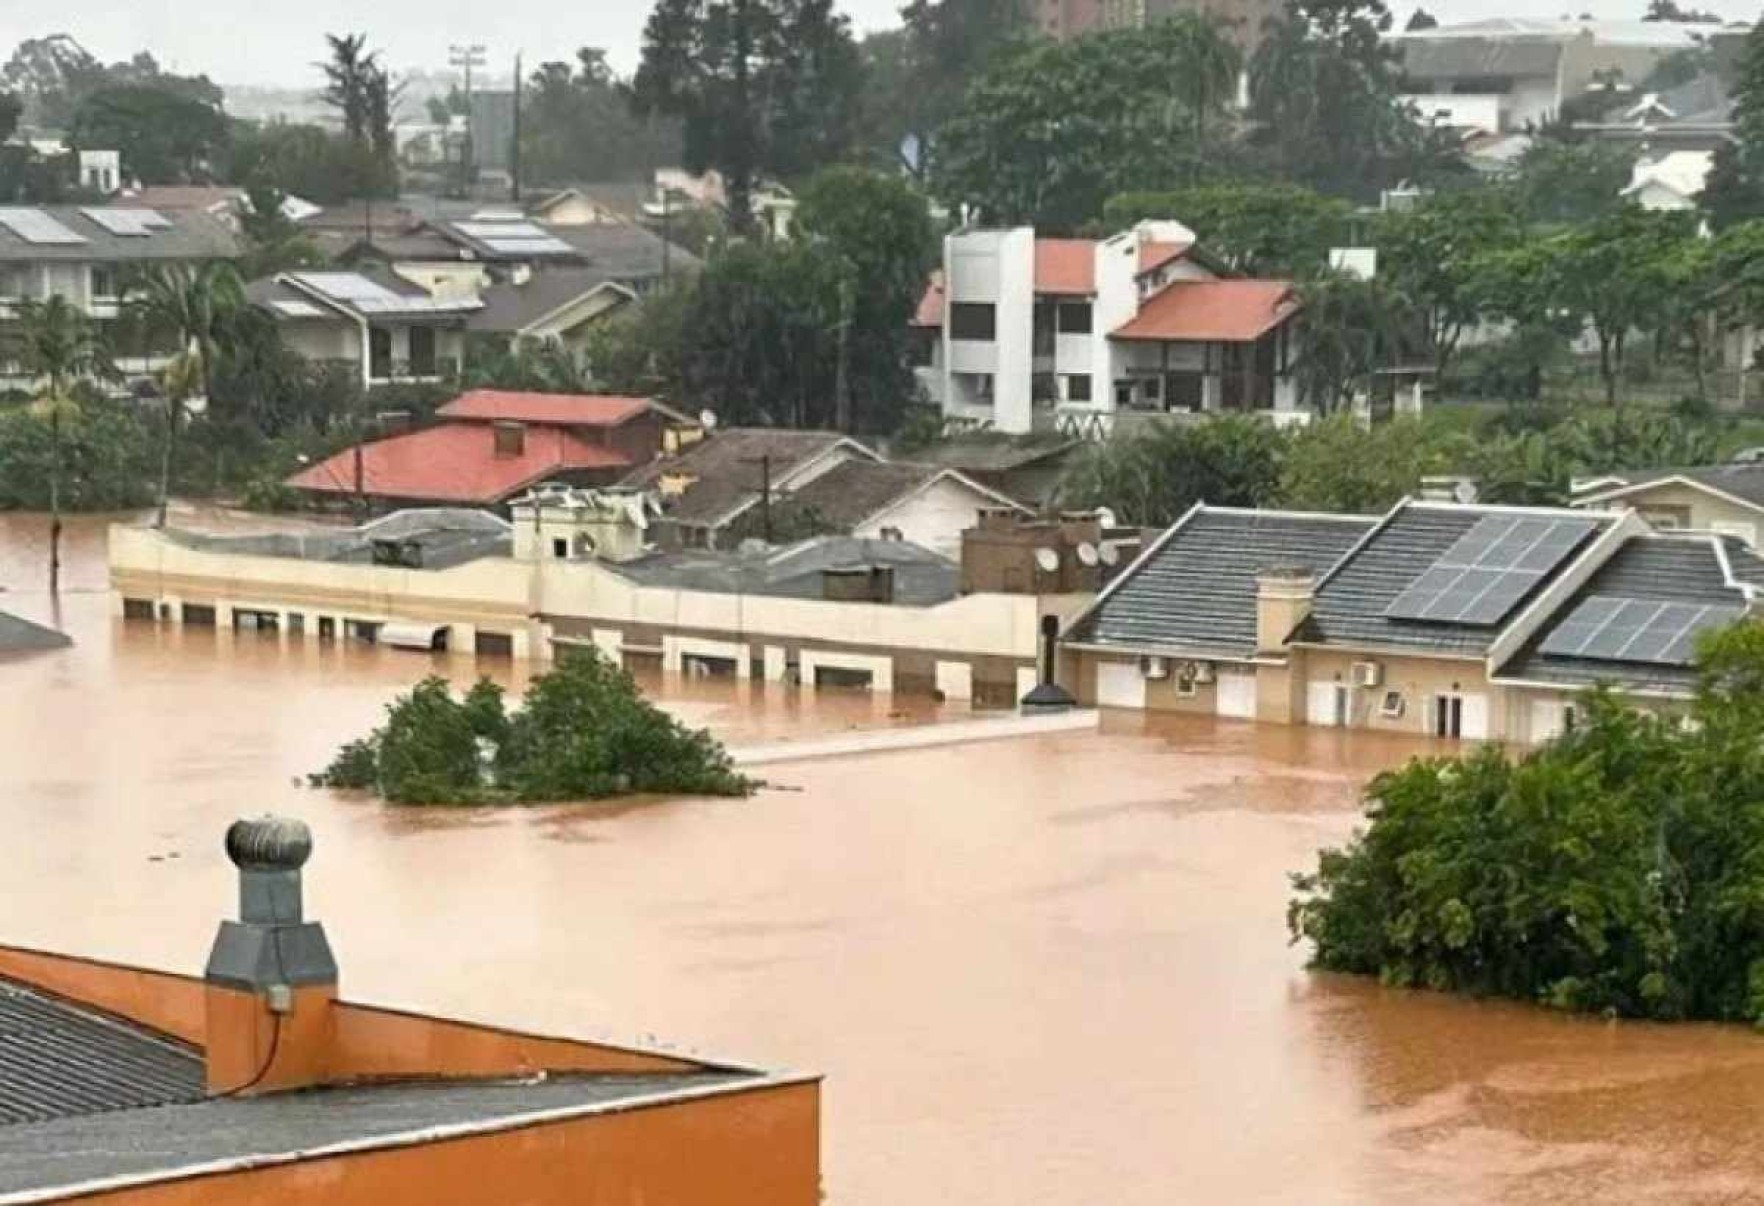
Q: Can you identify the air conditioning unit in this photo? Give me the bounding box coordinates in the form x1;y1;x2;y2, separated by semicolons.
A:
1352;660;1383;688
1140;655;1170;680
1188;660;1216;684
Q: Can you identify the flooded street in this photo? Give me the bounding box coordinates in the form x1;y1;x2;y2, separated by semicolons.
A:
6;513;1764;1203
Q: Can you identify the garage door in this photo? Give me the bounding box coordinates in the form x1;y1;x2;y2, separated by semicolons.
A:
1095;660;1147;709
1216;668;1258;720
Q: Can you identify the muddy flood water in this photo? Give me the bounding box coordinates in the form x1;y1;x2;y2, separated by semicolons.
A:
7;512;1764;1203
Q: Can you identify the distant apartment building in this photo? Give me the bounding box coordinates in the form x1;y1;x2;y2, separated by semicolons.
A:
912;221;1304;438
1396;17;1719;134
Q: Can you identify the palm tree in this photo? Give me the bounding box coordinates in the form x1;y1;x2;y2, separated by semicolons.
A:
132;262;244;525
11;296;110;594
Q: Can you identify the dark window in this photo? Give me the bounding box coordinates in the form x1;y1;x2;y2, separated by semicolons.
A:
950;303;996;341
318;616;336;642
552;537;569;559
368;327;392;379
408;326;437;376
90;267;119;299
1140;376;1163;402
287;612;305;636
182;603;216;627
1066;374;1092;403
122;598;156;621
1167;372;1204;410
1032;372;1057;402
1056;302;1092;334
908;331;936;367
475;630;515;657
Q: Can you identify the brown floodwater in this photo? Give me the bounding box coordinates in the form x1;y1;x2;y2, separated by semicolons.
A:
6;511;1764;1203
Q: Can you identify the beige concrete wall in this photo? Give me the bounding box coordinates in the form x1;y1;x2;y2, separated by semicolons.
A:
1296;648;1501;738
852;477;1000;560
1583;484;1762;545
391;261;488;300
282;318;360;362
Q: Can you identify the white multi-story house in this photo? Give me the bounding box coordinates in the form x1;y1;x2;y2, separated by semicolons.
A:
911;221;1306;437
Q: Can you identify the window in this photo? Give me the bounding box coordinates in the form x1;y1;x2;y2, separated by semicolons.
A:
1140;375;1162;402
1562;703;1579;733
1433;694;1464;738
1114;381;1133;406
1056;301;1092;334
1065;374;1092;403
90;267;118;299
1380;690;1405;718
949;303;996;341
0;266;24;299
908;332;935;368
552;537;569;559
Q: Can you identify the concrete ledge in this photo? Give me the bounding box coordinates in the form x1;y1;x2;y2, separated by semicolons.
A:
730;709;1100;767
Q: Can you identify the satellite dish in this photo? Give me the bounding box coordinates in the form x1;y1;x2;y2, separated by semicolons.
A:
699;409;719;431
1453;479;1479;505
1094;507;1118;528
1076;542;1099;567
1099;542;1121;566
1034;548;1060;573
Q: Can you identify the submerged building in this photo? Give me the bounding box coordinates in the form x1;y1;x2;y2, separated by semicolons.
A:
0;816;819;1203
1062;499;1763;743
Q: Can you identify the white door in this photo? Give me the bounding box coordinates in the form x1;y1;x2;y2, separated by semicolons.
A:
1307;680;1346;727
1216;667;1258;720
1460;693;1489;740
1529;699;1569;743
1096;660;1147;709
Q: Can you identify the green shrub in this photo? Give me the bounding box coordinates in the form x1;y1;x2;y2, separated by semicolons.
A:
1290;623;1764;1023
310;650;755;806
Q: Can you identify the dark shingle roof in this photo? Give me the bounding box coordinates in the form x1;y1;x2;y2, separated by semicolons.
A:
0;1072;753;1198
1066;507;1377;657
1498;534;1760;693
775;461;946;530
610;536;959;605
0;978;203;1124
909;436;1081;474
467;267;635;334
1301;504;1611;656
0;609;71;653
623;429;866;529
1400;37;1564;82
0;207;239;264
549;222;701;282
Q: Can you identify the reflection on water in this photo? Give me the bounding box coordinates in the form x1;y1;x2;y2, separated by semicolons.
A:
3;513;1764;1204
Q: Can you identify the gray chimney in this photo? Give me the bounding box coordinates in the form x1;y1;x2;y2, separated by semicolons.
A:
204;816;337;993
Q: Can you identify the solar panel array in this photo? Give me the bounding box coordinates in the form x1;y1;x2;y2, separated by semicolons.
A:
0;208;86;245
1538;594;1743;665
81;208;172;237
285;273;482;316
453;220;575;257
1385;514;1598;626
481;235;575;256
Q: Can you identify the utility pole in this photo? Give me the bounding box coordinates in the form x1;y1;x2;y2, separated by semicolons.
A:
510;52;523;204
833;264;854;434
741;454;773;543
449;43;486;198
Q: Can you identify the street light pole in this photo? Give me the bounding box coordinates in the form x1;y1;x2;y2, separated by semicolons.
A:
448;43;486;198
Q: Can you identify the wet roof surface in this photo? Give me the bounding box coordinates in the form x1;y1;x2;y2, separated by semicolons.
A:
163;510;513;570
611;536;960;605
0;1072;753;1197
0;979;202;1126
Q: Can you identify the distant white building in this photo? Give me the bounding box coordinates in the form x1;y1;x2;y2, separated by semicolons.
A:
1395;17;1722;134
1624;150;1713;212
18;140;120;194
910;222;1305;438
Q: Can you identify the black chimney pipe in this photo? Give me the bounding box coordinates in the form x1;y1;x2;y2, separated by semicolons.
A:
1019;613;1076;713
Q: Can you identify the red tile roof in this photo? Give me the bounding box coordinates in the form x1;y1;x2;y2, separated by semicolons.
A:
286;423;630;504
1110;280;1299;343
1137;241;1191;275
436;389;653;427
911;271;946;328
1034;239;1096;295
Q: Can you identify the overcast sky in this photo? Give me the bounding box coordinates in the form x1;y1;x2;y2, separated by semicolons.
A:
3;0;1758;88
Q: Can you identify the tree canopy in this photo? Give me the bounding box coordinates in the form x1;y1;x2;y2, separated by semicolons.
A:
521;48;681;185
69;84;229;184
1291;623;1764;1024
312;651;755;805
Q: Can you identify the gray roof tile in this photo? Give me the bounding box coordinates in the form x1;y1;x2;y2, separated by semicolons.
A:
0;978;202;1125
1498;534;1759;692
0;207;239;264
623;429;863;529
1301;504;1611;656
1067;507;1378;657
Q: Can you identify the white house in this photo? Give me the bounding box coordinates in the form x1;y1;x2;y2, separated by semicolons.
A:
245;270;480;388
911;221;1305;437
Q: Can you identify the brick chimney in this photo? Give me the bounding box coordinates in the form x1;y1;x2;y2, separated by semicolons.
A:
1255;567;1316;655
203;816;338;1096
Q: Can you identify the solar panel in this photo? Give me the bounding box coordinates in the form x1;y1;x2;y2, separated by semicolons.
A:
456;221;549;240
1385;514;1598;626
290;272;403;303
0;208;87;245
1538;594;1744;665
481;236;574;256
81;208;169;237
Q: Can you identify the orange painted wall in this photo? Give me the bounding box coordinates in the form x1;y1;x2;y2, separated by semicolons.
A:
0;946;206;1045
65;1081;822;1206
